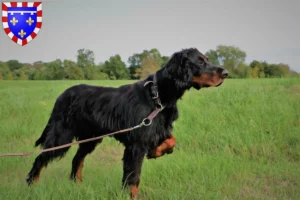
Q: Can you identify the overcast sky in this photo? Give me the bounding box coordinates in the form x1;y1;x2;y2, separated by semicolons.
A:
1;0;299;72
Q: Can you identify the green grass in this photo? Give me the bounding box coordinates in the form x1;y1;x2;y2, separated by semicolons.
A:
0;78;300;200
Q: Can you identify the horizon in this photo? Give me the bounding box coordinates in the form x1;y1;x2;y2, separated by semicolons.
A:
0;46;298;72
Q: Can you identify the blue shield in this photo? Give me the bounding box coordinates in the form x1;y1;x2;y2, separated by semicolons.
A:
2;2;42;46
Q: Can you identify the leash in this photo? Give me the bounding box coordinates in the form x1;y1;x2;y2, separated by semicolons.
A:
0;107;163;157
0;74;164;158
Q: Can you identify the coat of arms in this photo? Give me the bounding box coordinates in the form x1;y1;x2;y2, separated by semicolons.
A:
2;2;42;46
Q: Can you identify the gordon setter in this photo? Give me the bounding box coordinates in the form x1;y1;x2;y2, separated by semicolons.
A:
26;48;228;199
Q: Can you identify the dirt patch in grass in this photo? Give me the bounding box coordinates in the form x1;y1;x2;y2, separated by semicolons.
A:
224;174;299;199
90;143;124;168
288;85;300;96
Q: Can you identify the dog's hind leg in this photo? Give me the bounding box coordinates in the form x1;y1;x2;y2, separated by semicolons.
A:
70;139;102;183
26;128;74;186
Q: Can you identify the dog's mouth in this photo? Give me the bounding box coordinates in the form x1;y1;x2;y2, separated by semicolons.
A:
192;75;225;89
201;80;223;88
201;84;210;88
215;80;224;87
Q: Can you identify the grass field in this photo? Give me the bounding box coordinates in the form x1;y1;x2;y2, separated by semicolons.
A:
0;78;300;200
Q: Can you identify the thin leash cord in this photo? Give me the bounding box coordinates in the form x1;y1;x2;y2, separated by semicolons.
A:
0;120;147;158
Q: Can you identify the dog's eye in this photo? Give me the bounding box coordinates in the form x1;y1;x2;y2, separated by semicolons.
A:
198;57;205;63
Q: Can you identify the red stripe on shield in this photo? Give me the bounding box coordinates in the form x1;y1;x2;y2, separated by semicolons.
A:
36;22;42;29
22;39;28;46
2;3;8;11
33;2;41;7
31;32;37;39
4;28;10;34
37;10;42;17
12;35;18;43
22;2;28;7
2;17;8;22
11;2;17;7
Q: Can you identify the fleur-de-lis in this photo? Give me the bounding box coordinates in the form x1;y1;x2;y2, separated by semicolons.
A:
18;29;26;38
10;17;18;26
26;17;34;26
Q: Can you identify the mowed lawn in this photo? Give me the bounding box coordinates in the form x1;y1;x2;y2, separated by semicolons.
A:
0;78;300;200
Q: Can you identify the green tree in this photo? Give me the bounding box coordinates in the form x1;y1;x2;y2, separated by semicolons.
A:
223;59;238;77
32;62;47;80
250;60;265;78
7;60;22;71
66;66;85;80
278;63;290;77
76;49;99;79
98;62;105;71
250;60;260;69
63;59;77;69
252;66;259;78
63;60;85;80
250;60;291;78
0;62;11;78
206;45;247;77
6;72;14;80
136;55;160;79
246;67;253;78
128;53;141;79
83;65;96;80
235;62;249;78
160;56;169;68
290;70;300;77
18;71;28;80
82;65;108;80
137;48;163;66
13;67;28;80
13;63;36;80
45;59;66;80
77;49;95;68
33;70;46;80
91;71;109;80
259;71;265;78
216;45;246;65
103;55;129;80
109;71;117;80
205;50;220;66
128;48;166;79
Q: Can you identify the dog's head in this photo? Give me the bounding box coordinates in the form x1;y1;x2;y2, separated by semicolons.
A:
163;48;228;90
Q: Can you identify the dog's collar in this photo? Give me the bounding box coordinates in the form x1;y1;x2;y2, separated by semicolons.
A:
143;74;164;111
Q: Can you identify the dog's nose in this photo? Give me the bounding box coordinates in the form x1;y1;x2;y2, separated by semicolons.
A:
222;69;229;78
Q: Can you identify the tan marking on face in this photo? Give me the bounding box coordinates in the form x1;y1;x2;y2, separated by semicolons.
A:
192;72;224;87
200;55;208;60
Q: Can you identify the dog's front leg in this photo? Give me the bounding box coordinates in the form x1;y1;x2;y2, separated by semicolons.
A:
122;145;146;200
147;134;176;159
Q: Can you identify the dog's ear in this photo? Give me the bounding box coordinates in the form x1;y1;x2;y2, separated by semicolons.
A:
178;56;193;88
180;51;189;66
163;51;193;89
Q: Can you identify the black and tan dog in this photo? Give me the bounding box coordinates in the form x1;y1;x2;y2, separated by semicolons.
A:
26;48;228;199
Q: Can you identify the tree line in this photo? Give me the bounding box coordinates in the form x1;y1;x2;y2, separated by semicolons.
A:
0;45;299;80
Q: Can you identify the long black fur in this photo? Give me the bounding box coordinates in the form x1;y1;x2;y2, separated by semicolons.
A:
26;48;227;192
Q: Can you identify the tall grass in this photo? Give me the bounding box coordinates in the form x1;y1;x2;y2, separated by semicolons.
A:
0;78;299;200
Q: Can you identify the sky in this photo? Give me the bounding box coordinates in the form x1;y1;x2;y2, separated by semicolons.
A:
1;0;300;72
